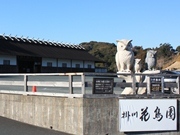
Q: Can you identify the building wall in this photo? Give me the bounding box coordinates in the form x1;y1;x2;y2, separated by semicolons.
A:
0;55;97;73
42;58;95;69
58;59;71;67
95;67;107;73
84;61;95;68
42;58;57;67
0;55;16;65
0;55;18;73
72;60;83;68
41;58;95;72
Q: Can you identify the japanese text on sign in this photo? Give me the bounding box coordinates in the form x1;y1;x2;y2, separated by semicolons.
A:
93;78;114;94
119;99;177;132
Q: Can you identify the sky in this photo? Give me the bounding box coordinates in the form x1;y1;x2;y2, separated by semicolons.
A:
1;0;180;49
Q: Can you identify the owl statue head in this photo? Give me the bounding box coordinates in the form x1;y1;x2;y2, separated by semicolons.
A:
146;50;157;58
135;58;141;64
116;39;133;52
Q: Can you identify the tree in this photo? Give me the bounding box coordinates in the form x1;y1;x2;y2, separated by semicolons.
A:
176;46;180;52
81;41;177;72
81;41;117;72
157;43;174;58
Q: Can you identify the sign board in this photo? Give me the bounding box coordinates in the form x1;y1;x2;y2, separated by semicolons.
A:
93;78;114;94
119;99;177;132
149;76;163;91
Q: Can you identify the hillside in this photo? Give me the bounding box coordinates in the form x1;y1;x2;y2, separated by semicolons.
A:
80;41;117;72
162;54;180;70
80;41;179;72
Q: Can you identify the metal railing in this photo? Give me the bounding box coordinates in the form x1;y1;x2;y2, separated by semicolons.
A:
0;72;179;97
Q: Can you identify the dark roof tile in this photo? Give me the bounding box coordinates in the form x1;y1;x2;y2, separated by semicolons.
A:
0;35;103;62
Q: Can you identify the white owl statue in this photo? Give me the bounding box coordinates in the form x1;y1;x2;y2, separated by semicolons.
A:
134;58;142;73
145;50;157;70
115;39;134;72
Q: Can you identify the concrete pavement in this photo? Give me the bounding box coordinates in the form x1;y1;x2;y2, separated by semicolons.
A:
0;116;72;135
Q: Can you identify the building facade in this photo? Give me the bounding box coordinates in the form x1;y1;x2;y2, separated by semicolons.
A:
0;35;105;73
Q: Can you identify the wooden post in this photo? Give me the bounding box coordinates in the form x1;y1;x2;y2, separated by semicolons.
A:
81;74;85;94
24;75;28;92
69;75;73;94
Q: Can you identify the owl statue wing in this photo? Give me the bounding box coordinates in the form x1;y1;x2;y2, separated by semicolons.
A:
145;57;148;63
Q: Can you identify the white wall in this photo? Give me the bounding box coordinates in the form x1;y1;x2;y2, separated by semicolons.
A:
58;59;71;67
58;60;95;68
42;58;57;67
84;61;95;68
40;58;96;69
0;55;16;65
72;60;83;68
95;68;107;73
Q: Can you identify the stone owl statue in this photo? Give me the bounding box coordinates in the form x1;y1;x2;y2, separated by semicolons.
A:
134;58;142;73
115;39;134;72
145;50;157;70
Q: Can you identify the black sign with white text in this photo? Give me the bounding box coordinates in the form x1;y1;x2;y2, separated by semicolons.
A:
150;76;162;91
93;78;114;94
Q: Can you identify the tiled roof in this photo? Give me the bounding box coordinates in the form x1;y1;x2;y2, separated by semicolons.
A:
0;35;103;62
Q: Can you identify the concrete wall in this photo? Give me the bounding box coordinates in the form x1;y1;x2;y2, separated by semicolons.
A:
0;93;180;135
0;94;84;135
83;98;119;135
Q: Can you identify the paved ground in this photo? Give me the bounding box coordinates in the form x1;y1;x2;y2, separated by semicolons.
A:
0;116;72;135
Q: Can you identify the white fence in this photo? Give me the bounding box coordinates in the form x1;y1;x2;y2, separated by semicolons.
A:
0;72;179;97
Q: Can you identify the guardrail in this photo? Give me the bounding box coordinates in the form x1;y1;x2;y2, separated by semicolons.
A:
0;72;179;97
0;73;85;95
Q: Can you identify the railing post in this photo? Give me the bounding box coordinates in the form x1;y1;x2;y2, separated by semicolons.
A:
132;74;136;94
24;75;28;92
81;74;85;94
161;76;164;93
177;76;180;94
69;75;73;94
146;76;151;94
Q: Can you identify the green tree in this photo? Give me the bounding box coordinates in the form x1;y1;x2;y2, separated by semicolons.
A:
157;43;174;58
81;41;116;72
176;46;180;52
81;41;178;72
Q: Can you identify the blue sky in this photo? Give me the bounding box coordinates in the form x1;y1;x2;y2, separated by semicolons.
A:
1;0;180;49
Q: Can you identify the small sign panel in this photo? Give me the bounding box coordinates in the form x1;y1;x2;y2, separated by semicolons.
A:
93;78;114;94
150;76;162;91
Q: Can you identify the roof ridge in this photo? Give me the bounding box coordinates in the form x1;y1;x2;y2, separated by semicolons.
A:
0;34;85;50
